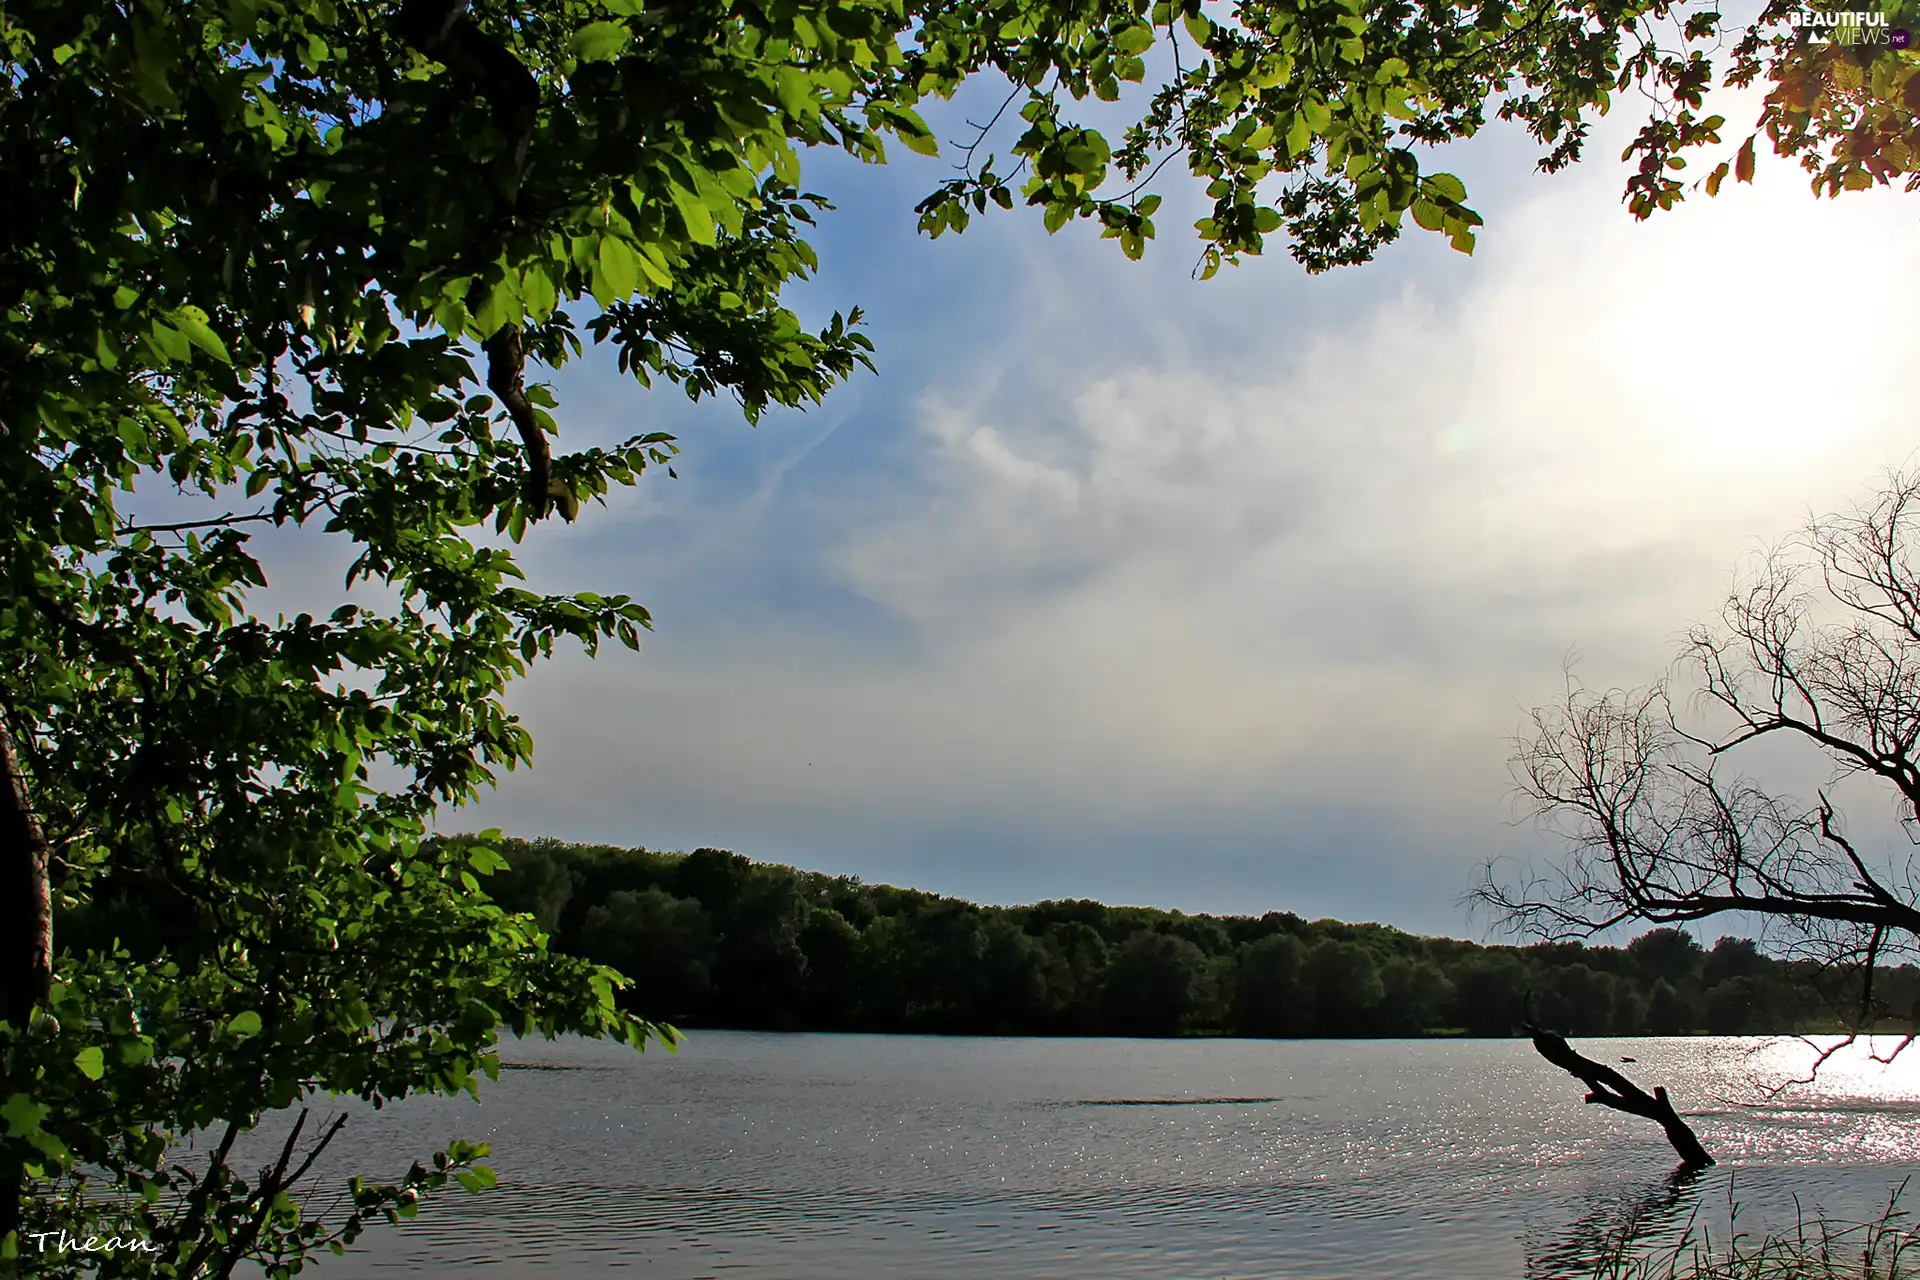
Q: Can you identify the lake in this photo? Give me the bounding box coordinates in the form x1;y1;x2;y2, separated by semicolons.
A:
296;1033;1920;1278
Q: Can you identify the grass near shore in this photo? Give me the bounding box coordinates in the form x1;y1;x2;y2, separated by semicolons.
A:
1587;1179;1919;1279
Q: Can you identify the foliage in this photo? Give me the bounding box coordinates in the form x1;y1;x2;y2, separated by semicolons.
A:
1629;0;1920;217
4;0;1912;1267
463;836;1884;1039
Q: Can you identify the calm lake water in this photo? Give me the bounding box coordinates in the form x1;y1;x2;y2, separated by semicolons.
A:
292;1033;1920;1279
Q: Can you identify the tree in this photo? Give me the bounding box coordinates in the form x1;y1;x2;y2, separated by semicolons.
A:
1303;940;1385;1036
797;906;864;1028
1543;963;1615;1037
976;916;1063;1033
1627;927;1704;985
1704;936;1766;986
1375;955;1453;1036
1233;933;1310;1037
1477;471;1920;1068
674;848;755;916
1102;933;1211;1036
484;837;579;935
3;0;1898;1265
710;872;811;1027
1645;979;1696;1035
1632;0;1920;214
1452;953;1531;1037
1045;921;1111;1031
576;888;716;1019
1703;976;1762;1034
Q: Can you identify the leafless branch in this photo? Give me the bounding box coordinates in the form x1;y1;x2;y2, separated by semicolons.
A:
1475;469;1920;1082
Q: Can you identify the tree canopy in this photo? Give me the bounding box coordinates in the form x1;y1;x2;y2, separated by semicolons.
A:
446;835;1879;1039
2;0;1913;1270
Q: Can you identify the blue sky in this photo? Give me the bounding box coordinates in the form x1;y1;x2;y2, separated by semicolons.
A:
393;83;1920;938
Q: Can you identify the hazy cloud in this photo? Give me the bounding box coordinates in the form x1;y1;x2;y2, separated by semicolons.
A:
424;116;1920;932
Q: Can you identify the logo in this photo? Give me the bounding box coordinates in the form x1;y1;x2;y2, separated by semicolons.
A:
1786;5;1917;43
25;1229;162;1256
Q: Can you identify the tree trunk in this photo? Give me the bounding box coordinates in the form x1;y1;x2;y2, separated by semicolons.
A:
0;711;53;1250
0;713;52;1032
1527;1025;1714;1167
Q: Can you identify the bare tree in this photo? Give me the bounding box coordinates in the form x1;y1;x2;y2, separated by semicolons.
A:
1476;469;1920;1077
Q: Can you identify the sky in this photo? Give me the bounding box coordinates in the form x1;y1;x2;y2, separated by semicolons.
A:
390;78;1920;938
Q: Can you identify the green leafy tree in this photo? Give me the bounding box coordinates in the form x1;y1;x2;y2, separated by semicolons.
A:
1303;940;1385;1036
1646;979;1697;1035
1703;936;1766;986
482;837;579;935
797;906;864;1028
1102;932;1211;1036
576;888;716;1019
1543;963;1615;1037
1375;955;1453;1037
710;872;811;1027
1627;927;1704;984
673;849;755;916
1451;953;1531;1037
1044;921;1111;1031
1610;984;1651;1036
975;916;1063;1032
6;0;1901;1264
1703;975;1762;1034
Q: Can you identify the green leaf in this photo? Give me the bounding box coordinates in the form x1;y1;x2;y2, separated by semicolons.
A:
1286;114;1312;157
596;237;641;302
569;21;631;62
1425;172;1468;203
74;1047;106;1081
774;67;814;118
1249;54;1293;89
521;264;559;321
171;306;229;362
228;1011;263;1037
887;104;940;157
1113;24;1155;56
667;186;716;246
1;1093;50;1137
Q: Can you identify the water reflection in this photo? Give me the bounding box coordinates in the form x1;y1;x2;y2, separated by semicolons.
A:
304;1034;1920;1280
1526;1165;1711;1280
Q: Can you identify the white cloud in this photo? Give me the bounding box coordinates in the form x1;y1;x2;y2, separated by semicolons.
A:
467;125;1920;925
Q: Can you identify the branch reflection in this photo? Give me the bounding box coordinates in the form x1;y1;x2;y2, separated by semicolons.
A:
1527;1165;1712;1279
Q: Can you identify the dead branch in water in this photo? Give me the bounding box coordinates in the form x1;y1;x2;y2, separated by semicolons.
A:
1527;1024;1714;1168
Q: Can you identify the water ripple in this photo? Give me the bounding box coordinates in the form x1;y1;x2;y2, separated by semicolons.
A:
301;1034;1920;1280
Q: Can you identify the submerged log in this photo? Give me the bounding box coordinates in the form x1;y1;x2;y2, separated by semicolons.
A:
1526;1024;1714;1168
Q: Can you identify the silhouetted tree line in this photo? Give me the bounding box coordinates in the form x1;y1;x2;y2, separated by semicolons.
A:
445;836;1917;1038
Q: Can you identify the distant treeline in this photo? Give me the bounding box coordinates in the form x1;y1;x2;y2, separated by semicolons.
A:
449;836;1910;1039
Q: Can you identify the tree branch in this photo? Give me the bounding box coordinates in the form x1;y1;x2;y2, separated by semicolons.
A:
1527;1024;1714;1167
483;323;552;520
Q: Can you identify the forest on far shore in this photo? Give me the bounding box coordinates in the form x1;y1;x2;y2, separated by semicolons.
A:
445;836;1915;1039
